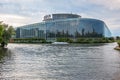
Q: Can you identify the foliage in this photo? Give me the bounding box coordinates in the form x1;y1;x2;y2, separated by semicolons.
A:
116;36;120;40
12;37;115;44
13;38;46;43
57;38;73;43
0;25;4;36
117;40;120;47
0;24;4;43
76;37;115;43
8;26;16;35
0;22;15;47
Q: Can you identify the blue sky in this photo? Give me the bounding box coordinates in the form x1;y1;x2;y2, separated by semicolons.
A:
0;0;120;36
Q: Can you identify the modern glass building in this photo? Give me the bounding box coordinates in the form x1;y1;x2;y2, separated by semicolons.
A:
16;13;111;41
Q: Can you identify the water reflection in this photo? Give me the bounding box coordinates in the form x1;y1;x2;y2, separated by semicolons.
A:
0;48;11;63
0;43;120;80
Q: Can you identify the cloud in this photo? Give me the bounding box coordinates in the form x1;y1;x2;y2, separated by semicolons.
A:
0;14;30;26
89;0;120;10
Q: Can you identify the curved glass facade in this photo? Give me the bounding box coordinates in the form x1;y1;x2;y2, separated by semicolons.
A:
16;14;111;41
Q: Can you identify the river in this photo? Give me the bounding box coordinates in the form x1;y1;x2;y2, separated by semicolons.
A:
0;43;120;80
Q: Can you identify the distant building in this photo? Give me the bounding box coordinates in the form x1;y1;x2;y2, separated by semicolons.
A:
16;13;111;41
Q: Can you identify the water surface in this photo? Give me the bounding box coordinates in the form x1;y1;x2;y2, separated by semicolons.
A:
0;43;120;80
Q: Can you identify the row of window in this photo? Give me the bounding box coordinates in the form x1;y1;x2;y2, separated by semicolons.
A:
16;18;111;39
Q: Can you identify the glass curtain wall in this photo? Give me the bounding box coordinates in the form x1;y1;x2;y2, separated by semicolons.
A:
16;18;111;40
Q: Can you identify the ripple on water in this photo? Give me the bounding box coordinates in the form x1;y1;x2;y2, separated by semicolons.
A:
0;43;120;80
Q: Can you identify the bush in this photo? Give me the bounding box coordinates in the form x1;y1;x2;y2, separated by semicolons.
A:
67;38;73;43
57;38;73;43
117;40;120;47
76;38;85;43
13;38;46;43
0;37;2;43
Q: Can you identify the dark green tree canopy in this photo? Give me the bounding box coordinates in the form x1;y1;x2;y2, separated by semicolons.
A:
0;22;15;47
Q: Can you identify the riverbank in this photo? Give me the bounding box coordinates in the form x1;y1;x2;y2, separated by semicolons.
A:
0;48;8;62
114;40;120;50
11;37;115;44
114;46;120;50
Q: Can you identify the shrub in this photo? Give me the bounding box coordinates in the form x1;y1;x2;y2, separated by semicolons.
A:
57;38;73;43
76;38;85;43
13;38;46;43
117;40;120;47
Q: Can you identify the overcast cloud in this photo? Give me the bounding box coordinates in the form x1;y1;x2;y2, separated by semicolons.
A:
0;0;120;36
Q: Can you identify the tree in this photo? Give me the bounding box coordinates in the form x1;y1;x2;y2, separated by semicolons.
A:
0;24;4;43
116;36;120;40
2;30;11;42
117;40;120;47
0;22;15;47
0;25;3;36
8;26;15;35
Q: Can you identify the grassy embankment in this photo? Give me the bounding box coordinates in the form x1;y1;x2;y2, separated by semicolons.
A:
11;37;115;44
114;40;120;50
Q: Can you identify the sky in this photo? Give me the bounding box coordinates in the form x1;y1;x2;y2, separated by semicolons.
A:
0;0;120;36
